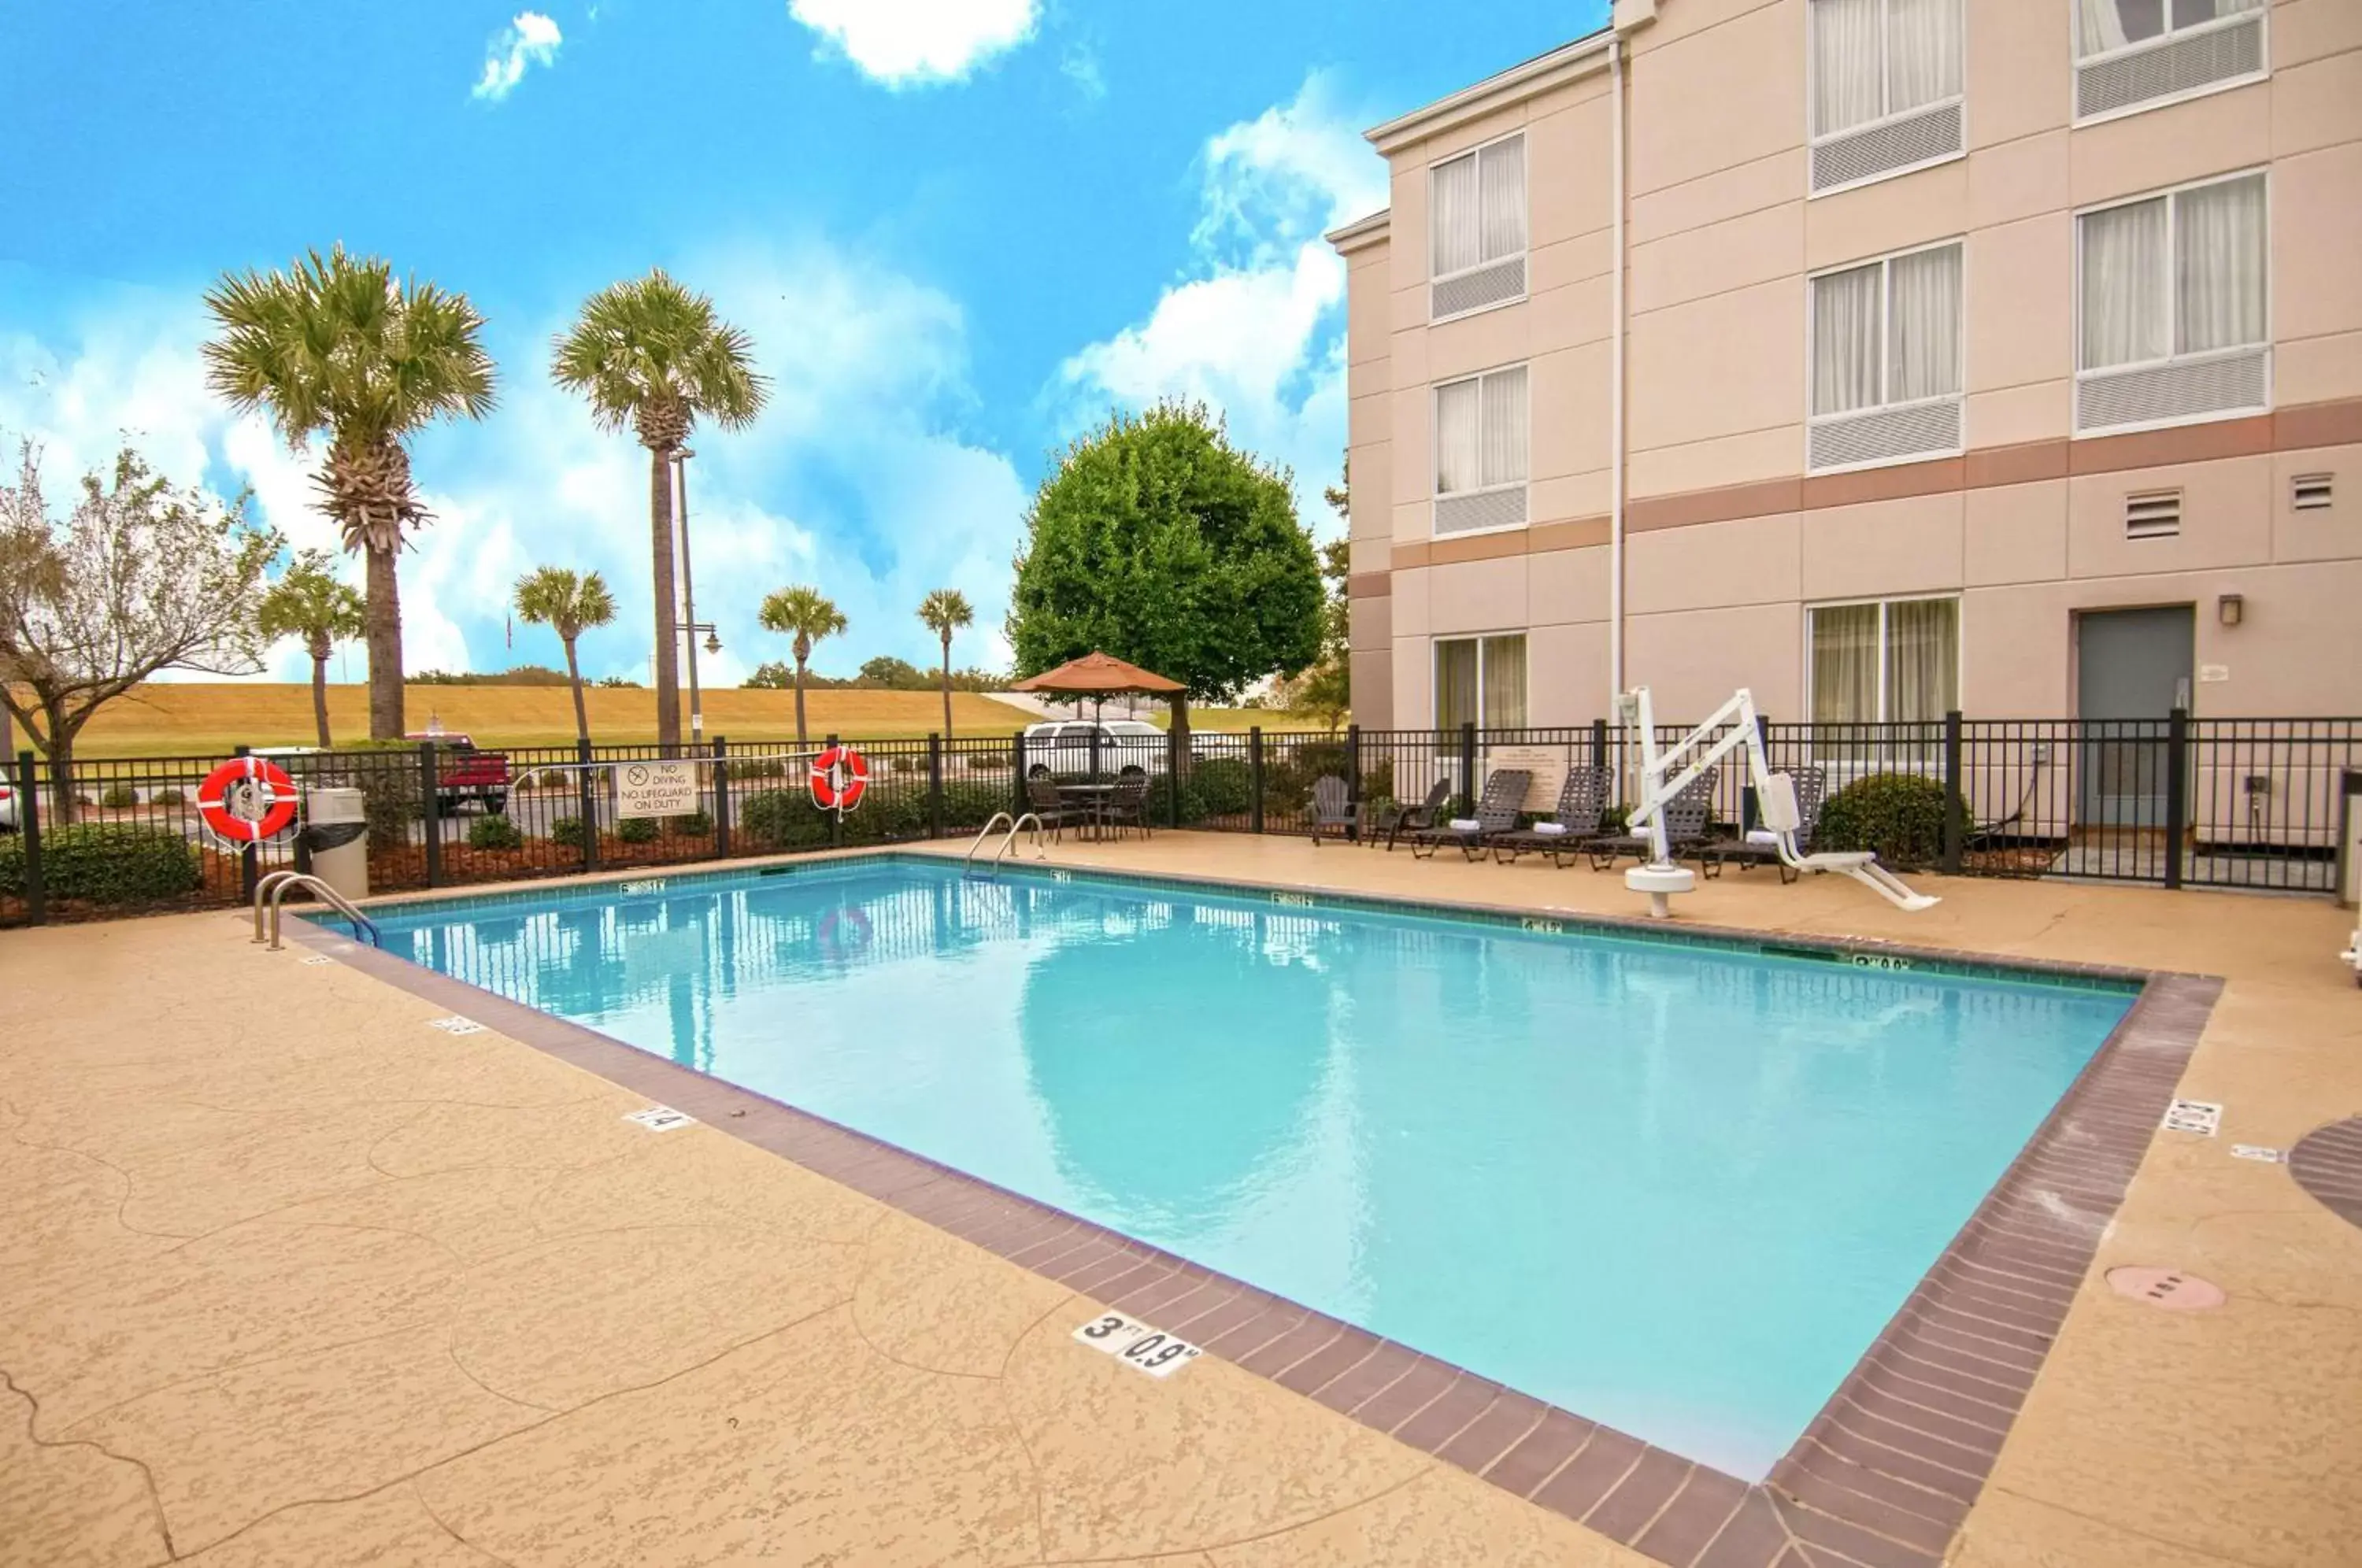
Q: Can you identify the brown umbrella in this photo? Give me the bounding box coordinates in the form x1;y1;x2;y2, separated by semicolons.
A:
1011;651;1190;737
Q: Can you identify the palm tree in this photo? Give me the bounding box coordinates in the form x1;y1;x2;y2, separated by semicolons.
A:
257;549;367;749
916;589;974;738
513;567;618;746
550;270;768;751
757;586;846;747
202;246;497;739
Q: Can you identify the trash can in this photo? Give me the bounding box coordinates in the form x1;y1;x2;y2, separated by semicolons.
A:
300;787;370;902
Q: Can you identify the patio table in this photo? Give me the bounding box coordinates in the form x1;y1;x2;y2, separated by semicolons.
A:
1056;782;1119;841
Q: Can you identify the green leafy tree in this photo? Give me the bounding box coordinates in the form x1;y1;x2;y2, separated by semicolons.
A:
742;660;794;690
513;566;618;746
916;588;975;738
857;654;928;689
0;443;280;821
550;270;768;750
1008;402;1320;752
202;245;496;740
756;585;846;747
257;549;366;748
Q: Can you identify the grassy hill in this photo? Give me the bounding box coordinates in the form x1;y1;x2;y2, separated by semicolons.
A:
28;684;1046;759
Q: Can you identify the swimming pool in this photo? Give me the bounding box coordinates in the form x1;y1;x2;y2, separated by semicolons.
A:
365;856;2135;1481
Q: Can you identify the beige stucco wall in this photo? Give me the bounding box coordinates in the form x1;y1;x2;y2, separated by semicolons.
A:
1342;0;2362;729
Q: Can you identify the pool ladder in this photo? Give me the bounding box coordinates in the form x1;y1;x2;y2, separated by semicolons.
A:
252;871;383;951
964;812;1047;878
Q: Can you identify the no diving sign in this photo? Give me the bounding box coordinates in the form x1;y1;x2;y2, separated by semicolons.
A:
616;760;698;819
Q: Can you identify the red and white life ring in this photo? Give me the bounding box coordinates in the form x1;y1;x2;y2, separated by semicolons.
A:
809;745;868;812
196;756;301;845
817;905;873;961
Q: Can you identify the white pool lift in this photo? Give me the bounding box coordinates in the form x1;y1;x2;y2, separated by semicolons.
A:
1620;686;1939;918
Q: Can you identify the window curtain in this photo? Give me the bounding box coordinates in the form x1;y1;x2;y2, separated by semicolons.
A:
1480;636;1528;729
1432;153;1481;276
1812;605;1881;728
1479;368;1528;487
1812;0;1883;136
1887;245;1962;401
1478;138;1527;264
1885;599;1959;724
1886;0;1960;113
1436;379;1481;494
2078;0;2142;57
1812;264;1883;415
2175;174;2266;355
2172;0;2262;31
1435;639;1479;730
2079;197;2169;370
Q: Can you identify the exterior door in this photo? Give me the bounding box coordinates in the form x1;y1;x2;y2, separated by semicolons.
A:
2077;607;2194;828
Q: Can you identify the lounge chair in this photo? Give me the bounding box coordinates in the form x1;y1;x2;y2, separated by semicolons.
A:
1587;766;1720;871
1701;766;1826;883
1369;778;1451;851
1490;767;1610;866
1406;769;1533;860
1307;775;1357;845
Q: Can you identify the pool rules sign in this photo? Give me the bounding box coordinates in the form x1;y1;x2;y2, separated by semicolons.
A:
615;761;698;819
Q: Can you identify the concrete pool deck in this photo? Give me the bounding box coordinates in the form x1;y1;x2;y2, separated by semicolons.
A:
5;834;2360;1565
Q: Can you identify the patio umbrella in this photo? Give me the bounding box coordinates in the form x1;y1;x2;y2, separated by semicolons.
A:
1011;651;1187;730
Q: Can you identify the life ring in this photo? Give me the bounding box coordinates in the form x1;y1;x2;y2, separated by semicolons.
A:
196;756;301;845
809;745;868;812
817;905;873;961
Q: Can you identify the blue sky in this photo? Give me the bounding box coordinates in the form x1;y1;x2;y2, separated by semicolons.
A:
0;0;1602;683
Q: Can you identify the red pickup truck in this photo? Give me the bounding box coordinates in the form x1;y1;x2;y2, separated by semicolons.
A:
409;733;512;816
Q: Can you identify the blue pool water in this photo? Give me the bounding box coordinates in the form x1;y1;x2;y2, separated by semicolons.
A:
367;857;2133;1479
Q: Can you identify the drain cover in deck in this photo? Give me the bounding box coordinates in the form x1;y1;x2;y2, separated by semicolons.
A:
2288;1117;2362;1231
2105;1267;2226;1311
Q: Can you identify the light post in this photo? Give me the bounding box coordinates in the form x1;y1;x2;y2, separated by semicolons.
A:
672;448;720;745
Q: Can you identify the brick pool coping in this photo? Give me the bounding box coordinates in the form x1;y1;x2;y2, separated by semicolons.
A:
303;859;2220;1568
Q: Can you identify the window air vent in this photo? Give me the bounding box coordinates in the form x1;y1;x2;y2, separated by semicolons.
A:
2126;490;2182;540
1435;486;1528;537
2077;14;2264;122
1431;256;1527;322
1811;102;1962;194
2075;348;2268;433
2292;474;2333;512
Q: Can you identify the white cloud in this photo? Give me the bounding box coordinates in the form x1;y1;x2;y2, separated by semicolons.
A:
788;0;1037;87
1060;46;1105;103
472;11;563;102
1055;72;1384;529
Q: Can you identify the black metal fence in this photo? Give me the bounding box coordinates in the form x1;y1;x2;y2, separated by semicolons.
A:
5;712;2357;927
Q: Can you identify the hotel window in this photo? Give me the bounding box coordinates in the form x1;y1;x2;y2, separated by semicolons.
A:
1429;134;1527;320
1434;364;1528;536
1808;241;1964;472
1435;634;1527;731
1808;0;1964;194
2075;1;2267;121
1810;597;1958;728
2075;172;2268;434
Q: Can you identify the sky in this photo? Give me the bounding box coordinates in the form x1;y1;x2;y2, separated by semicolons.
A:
0;0;1604;685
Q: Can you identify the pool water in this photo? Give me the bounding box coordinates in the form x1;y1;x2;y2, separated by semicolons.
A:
369;857;2133;1479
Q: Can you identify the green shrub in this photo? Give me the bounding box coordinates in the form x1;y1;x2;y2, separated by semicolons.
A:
668;809;714;836
740;789;832;849
468;815;524;850
151;787;187;806
1190;756;1253;817
99;784;141;808
292;744;424;848
550;815;587;849
616;815;659;844
963;750;1012;774
0;823;201;904
1815;773;1964;871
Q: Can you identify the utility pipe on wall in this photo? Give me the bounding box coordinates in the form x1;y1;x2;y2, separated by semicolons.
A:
1609;31;1628;710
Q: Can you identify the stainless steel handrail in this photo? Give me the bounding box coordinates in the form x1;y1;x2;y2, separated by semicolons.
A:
993;812;1048;871
254;872;382;951
963;812;1015;872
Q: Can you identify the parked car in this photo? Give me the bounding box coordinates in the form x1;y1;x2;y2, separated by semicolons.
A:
0;774;17;833
407;733;512;815
1022;719;1171;777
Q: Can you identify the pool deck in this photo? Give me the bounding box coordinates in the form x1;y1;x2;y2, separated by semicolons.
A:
5;834;2360;1566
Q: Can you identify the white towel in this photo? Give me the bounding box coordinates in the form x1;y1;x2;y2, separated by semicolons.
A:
1746;828;1780;846
1531;822;1568;837
1449;818;1482;832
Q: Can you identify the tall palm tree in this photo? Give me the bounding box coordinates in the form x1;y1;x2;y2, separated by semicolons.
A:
757;586;846;748
257;549;367;749
550;270;768;751
916;588;974;738
202;246;497;739
513;566;617;747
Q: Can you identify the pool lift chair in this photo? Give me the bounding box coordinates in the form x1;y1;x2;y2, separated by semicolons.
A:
1620;686;1938;919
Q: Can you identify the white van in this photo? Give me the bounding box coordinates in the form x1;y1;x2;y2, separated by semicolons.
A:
1020;719;1169;777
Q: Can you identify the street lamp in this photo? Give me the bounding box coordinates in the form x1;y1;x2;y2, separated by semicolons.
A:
672;448;721;744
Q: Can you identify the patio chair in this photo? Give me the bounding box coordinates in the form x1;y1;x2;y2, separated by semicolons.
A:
1586;766;1720;871
1025;774;1080;843
1405;769;1533;860
1307;775;1357;846
1368;778;1452;852
1701;766;1827;883
1101;769;1153;840
1489;767;1611;867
